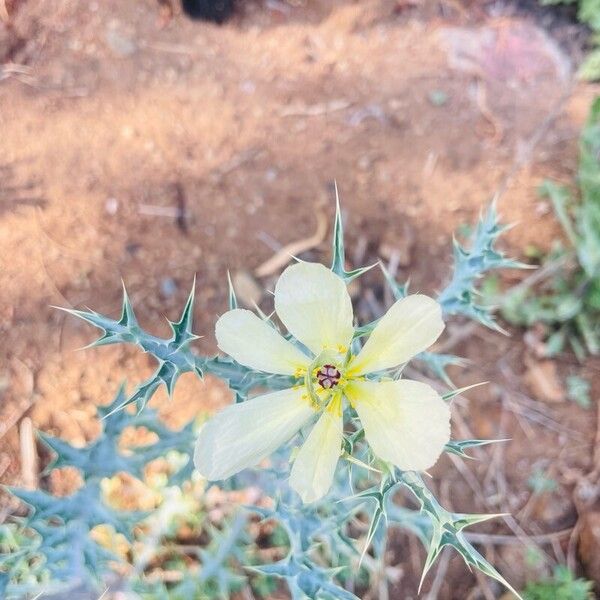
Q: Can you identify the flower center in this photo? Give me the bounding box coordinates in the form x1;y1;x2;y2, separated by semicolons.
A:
316;364;341;389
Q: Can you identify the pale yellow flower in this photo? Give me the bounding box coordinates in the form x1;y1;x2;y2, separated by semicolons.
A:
194;262;450;503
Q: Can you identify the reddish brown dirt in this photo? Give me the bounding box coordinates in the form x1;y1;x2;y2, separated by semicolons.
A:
1;0;600;597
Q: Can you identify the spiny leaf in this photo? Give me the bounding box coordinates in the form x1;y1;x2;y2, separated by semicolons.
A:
119;279;138;328
380;262;409;301
63;281;292;414
452;512;509;530
445;438;510;459
250;555;358;600
330;183;376;283
198;513;248;588
438;202;527;330
416;352;468;386
399;472;521;599
340;472;398;563
442;381;488;401
10;483;143;539
386;505;431;546
352;319;379;339
6;381;197;593
167;277;200;350
62;281;203;413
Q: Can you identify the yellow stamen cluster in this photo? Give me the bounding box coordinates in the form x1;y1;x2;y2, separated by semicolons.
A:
326;392;343;417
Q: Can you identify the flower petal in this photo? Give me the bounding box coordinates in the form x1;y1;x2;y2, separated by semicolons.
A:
345;379;450;471
348;295;444;375
289;408;343;503
215;309;310;375
274;262;354;356
194;387;315;480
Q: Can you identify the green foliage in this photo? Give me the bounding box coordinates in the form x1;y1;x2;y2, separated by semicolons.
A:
523;566;594;600
579;0;600;31
133;512;250;599
527;468;558;494
567;374;592;407
503;97;600;357
4;197;524;598
540;0;600;80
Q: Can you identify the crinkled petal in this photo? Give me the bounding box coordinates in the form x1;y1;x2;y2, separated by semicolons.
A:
345;379;450;471
289;408;343;503
348;295;444;376
194;387;315;480
215;309;310;375
274;262;354;356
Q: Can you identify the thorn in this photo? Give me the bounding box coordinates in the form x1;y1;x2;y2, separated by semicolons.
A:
119;280;137;327
227;270;238;310
101;401;129;420
442;381;489;401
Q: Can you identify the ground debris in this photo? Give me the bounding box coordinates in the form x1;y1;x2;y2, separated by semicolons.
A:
378;222;415;268
579;511;600;587
255;208;328;278
524;358;565;403
104;22;137;57
439;20;572;84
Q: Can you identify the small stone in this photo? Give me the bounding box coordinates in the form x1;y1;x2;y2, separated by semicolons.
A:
105;26;137;57
428;89;448;106
357;155;372;170
524;359;565;403
264;168;277;182
160;278;177;298
232;270;263;308
240;80;256;94
121;125;134;139
105;197;119;215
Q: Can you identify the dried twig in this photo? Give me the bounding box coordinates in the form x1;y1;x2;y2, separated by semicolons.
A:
475;78;503;144
474;568;496;600
212;148;264;181
279;99;351;118
0;63;40;87
0;0;10;23
567;519;582;573
434;320;479;354
255;209;328;277
0;398;33;443
425;549;450;600
19;417;38;490
483;395;510;501
0;454;10;479
139;41;196;55
465;527;572;546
